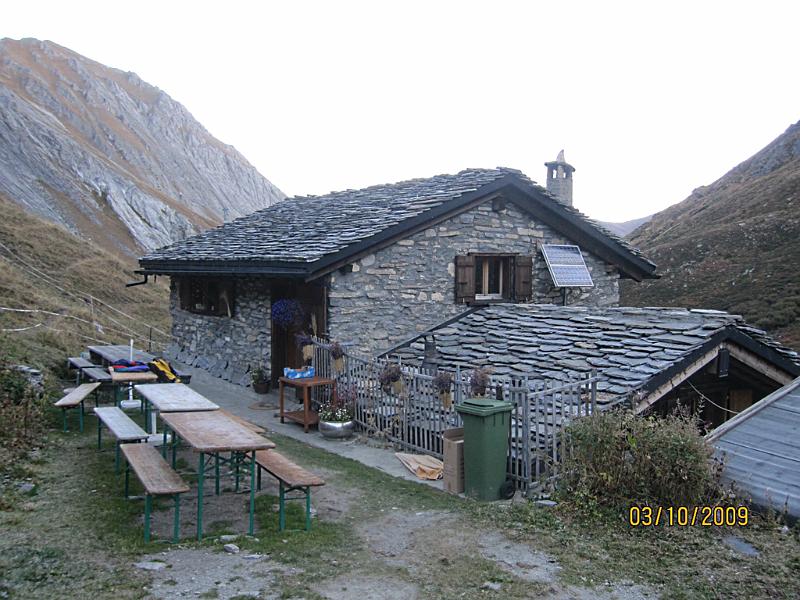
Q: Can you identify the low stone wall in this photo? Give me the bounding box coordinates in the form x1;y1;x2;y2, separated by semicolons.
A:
166;277;271;386
328;201;620;355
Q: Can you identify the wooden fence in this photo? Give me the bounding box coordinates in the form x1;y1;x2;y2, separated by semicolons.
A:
310;338;604;492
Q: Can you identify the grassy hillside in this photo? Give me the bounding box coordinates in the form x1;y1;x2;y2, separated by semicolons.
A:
622;121;800;349
0;193;170;372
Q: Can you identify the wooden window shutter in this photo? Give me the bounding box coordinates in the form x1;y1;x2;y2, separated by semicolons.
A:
454;255;476;304
514;255;533;301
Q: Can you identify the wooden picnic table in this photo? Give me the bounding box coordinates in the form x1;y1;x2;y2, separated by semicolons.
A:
87;345;191;383
135;383;219;433
160;411;275;539
88;344;155;366
279;376;336;433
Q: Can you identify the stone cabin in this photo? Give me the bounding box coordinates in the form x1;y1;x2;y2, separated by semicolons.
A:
138;161;658;386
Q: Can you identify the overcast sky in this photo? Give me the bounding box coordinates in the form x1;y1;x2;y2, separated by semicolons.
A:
4;1;799;222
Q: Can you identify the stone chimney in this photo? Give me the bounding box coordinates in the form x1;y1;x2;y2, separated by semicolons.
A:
544;150;575;206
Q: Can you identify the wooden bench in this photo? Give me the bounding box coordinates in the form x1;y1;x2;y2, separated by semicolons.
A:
94;406;149;473
254;450;325;531
67;357;96;384
54;382;101;432
83;367;113;383
121;443;189;543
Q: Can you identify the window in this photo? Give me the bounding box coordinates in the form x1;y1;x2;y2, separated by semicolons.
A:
474;255;510;300
178;278;235;317
454;254;532;304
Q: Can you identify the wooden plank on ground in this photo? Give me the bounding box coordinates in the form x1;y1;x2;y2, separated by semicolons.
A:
55;382;101;407
255;450;325;487
94;407;148;441
121;444;189;495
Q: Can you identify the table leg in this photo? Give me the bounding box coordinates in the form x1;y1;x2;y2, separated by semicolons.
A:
306;487;312;531
304;387;310;433
234;452;240;492
173;493;181;543
197;452;205;540
144;494;152;543
215;454;220;495
248;450;256;535
162;426;168;459
279;380;285;423
171;432;177;469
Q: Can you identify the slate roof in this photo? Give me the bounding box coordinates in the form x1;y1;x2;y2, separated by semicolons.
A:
707;377;800;520
387;304;800;403
139;168;656;279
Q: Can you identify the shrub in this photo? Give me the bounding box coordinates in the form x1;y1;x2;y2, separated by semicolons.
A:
0;366;47;450
559;408;718;512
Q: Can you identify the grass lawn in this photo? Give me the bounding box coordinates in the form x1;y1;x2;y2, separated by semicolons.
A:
0;408;798;599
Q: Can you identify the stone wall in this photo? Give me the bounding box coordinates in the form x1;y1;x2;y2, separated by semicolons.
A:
167;277;271;385
328;200;620;355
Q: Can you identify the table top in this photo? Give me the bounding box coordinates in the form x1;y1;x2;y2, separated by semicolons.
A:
88;345;155;364
161;411;275;453
134;383;219;412
279;376;335;388
108;368;158;384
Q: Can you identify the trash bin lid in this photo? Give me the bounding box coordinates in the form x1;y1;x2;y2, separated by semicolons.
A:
455;396;513;416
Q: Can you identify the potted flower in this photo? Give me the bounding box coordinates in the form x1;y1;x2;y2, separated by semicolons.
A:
379;363;403;395
469;366;491;398
318;385;356;439
251;366;270;394
329;341;345;373
271;299;306;330
433;371;454;409
296;333;315;362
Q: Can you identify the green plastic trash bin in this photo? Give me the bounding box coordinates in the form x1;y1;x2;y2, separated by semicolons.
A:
455;396;513;500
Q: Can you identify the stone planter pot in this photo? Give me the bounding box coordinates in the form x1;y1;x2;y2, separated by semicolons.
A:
319;420;355;439
252;381;270;395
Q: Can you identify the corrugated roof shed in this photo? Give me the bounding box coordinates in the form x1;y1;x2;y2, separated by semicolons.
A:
707;377;800;520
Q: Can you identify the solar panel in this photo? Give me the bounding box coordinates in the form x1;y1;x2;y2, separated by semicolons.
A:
540;244;594;287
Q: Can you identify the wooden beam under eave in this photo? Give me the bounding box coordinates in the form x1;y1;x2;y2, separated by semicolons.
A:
723;342;794;386
633;341;796;414
633;347;721;413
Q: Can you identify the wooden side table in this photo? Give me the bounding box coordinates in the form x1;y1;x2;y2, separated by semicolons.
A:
279;376;336;433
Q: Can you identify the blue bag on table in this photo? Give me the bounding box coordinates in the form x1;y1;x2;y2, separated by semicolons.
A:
283;366;315;379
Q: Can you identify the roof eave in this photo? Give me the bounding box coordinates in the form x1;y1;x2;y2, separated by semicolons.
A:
138;260;310;278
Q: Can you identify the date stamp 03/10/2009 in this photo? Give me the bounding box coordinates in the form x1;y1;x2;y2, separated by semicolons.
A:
628;505;750;527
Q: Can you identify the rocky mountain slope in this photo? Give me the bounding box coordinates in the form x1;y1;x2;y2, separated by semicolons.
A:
622;120;800;348
0;38;284;257
598;215;652;237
